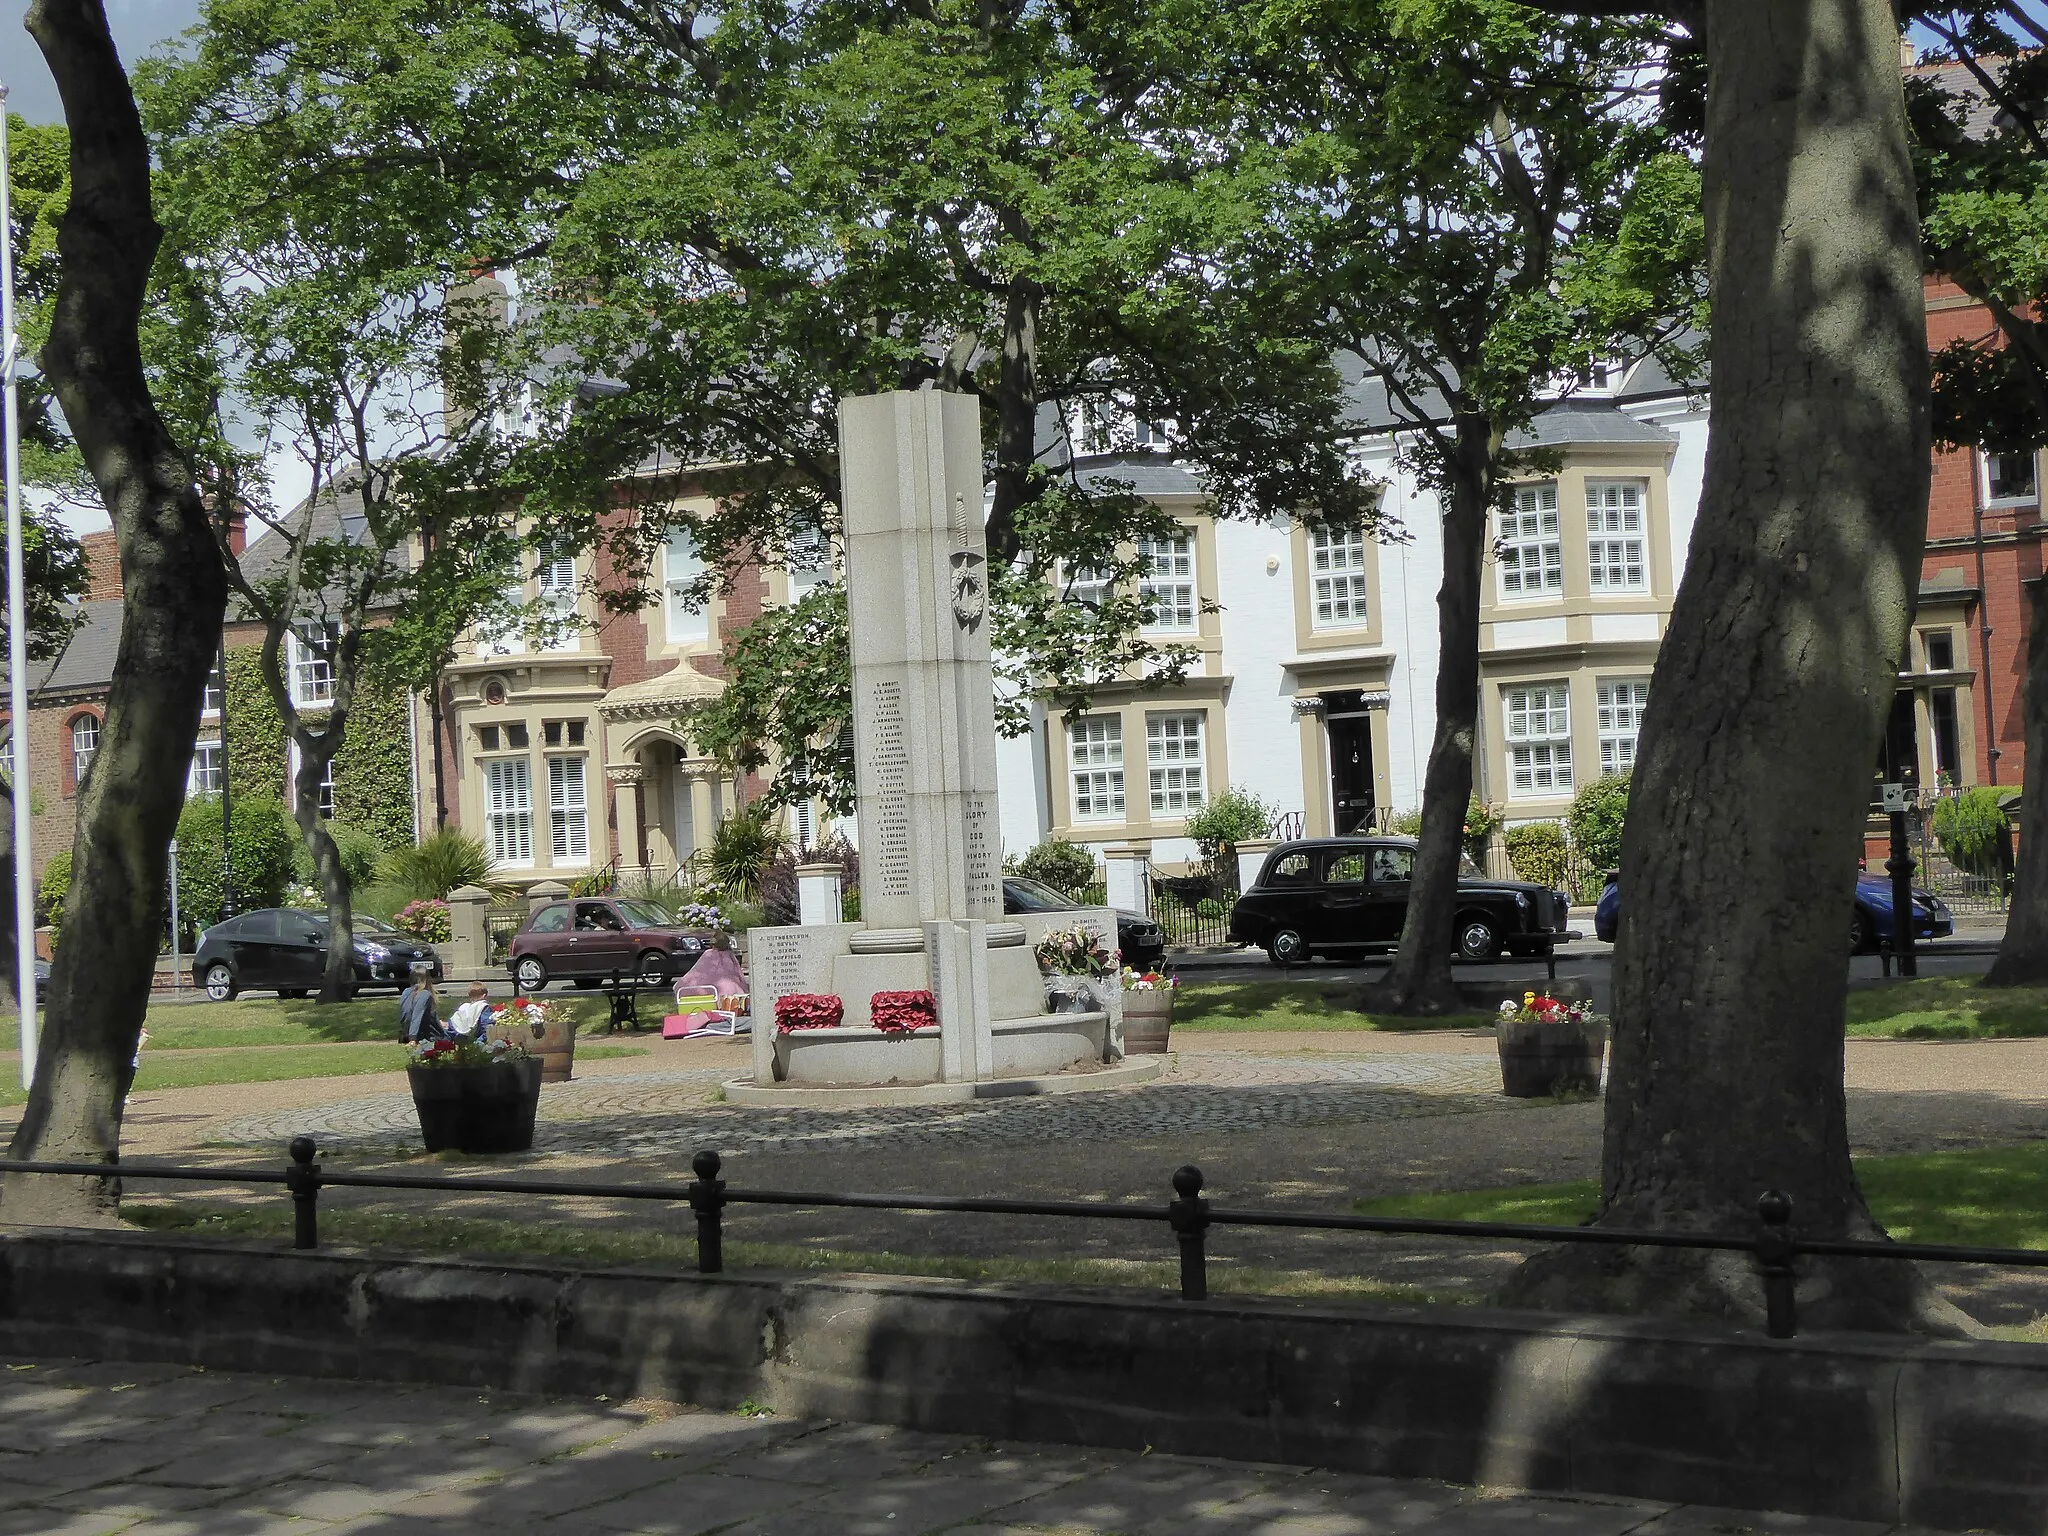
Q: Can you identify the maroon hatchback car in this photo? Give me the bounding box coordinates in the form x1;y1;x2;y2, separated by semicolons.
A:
508;897;715;991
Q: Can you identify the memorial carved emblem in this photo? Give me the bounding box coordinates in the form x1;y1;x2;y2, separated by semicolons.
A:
949;550;986;633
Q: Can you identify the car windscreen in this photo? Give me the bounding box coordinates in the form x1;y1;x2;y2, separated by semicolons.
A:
615;899;673;929
1004;878;1077;913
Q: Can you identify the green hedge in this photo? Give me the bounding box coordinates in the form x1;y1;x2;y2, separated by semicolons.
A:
1009;836;1099;898
1568;774;1631;874
173;793;296;933
1504;821;1569;889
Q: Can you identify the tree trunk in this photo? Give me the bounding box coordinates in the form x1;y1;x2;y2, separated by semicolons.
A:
1360;424;1492;1015
983;277;1041;566
1986;578;2048;984
294;731;356;1003
1505;0;1960;1332
430;680;450;830
5;0;228;1225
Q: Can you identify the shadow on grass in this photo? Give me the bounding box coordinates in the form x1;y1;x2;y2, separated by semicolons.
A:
1176;981;1492;1033
1844;976;2048;1039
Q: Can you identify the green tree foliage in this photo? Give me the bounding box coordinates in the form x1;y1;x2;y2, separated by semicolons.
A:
172;795;296;931
290;821;385;893
1011;836;1101;898
1932;785;2011;876
1504;821;1569;889
35;851;70;934
1568;774;1632;874
1183;786;1283;858
1464;797;1506;869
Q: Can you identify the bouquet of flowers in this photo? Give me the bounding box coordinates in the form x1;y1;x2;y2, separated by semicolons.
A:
410;1035;530;1068
1121;967;1179;991
1034;924;1115;978
393;899;453;944
1498;992;1594;1027
868;990;936;1034
775;993;845;1032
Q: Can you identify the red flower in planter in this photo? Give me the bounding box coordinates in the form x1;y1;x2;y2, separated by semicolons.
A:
868;990;936;1034
775;993;845;1033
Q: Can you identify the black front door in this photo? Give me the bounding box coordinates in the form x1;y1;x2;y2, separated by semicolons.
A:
1327;706;1376;835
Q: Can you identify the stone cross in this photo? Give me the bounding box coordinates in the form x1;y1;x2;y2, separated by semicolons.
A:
839;391;1003;929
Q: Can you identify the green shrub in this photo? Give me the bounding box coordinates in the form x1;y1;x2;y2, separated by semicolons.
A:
1464;797;1505;867
692;804;791;903
1389;807;1424;837
378;827;513;902
1011;836;1099;898
173;794;297;932
1568;775;1631;874
1183;786;1282;856
1504;821;1570;889
36;850;71;935
1932;787;2010;877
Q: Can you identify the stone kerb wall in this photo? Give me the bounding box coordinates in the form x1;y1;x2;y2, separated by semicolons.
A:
5;1229;2048;1533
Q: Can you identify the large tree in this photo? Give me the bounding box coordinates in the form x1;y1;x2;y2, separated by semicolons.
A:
4;0;228;1223
1506;0;1961;1330
1902;7;2048;987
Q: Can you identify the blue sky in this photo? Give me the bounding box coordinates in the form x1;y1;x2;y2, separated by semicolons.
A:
6;0;201;124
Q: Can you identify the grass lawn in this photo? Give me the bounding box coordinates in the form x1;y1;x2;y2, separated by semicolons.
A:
122;1201;1452;1307
1174;980;1492;1033
1844;976;2048;1040
1354;1141;2048;1251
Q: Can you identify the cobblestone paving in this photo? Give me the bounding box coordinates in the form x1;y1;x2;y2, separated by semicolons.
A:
205;1053;1506;1159
0;1355;1929;1536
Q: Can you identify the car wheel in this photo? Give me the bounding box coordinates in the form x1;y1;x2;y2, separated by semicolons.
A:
514;956;548;993
636;951;672;987
203;962;237;1002
1849;908;1872;954
278;989;308;1000
1456;916;1501;962
1266;928;1309;966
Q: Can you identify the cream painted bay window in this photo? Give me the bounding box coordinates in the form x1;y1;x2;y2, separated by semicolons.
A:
1147;711;1206;814
1505;683;1573;795
1310;525;1370;627
1586;482;1648;592
1596;679;1650;775
1068;716;1125;820
1499;486;1562;599
485;756;535;866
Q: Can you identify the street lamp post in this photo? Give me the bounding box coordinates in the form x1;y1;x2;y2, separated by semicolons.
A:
1;83;42;1091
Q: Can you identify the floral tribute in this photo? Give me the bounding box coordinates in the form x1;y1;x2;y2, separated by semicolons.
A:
868;990;937;1033
1034;924;1115;978
1499;992;1594;1027
775;993;845;1033
393;899;453;944
410;1035;530;1069
1120;967;1179;992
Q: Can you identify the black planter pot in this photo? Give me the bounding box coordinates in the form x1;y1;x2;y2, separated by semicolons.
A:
407;1058;544;1153
1496;1018;1607;1099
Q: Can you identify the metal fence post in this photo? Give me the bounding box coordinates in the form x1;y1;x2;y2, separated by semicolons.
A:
1756;1189;1797;1339
689;1148;726;1273
1169;1165;1210;1301
286;1136;321;1250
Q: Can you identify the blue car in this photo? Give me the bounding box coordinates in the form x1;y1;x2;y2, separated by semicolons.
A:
1595;871;1953;952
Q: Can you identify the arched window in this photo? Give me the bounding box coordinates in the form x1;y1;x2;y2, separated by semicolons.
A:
69;713;100;790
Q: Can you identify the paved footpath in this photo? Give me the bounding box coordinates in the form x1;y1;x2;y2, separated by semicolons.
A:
0;1355;1937;1535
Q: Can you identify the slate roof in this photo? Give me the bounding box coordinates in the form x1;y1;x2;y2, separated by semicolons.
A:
0;598;125;701
1071;455;1208;497
231;478;411;620
1505;403;1678;451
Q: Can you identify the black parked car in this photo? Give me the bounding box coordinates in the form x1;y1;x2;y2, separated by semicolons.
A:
1002;876;1166;969
1228;837;1574;965
192;909;443;1000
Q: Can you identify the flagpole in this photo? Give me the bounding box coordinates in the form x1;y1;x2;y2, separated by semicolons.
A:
0;83;41;1092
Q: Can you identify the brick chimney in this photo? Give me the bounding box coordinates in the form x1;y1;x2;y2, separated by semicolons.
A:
222;506;247;556
79;529;122;602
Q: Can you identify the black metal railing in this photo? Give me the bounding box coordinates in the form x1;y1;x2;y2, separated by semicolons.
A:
6;1144;2048;1339
484;910;523;968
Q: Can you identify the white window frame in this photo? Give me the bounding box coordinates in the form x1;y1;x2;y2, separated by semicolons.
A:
70;714;99;787
1309;524;1370;629
788;527;833;597
1595;679;1650;777
1064;562;1114;613
547;753;589;864
664;526;711;646
1498;485;1563;601
1138;531;1196;633
1146;711;1207;816
1585;481;1649;593
1068;716;1125;822
287;739;338;818
189;740;223;797
484;756;535;867
537;548;580;652
1504;682;1573;797
287;623;338;709
0;729;12;786
201;666;224;720
1983;449;2040;507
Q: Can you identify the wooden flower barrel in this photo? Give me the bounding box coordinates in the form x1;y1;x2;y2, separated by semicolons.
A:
1121;991;1175;1054
1496;1016;1607;1098
490;1011;577;1083
407;1057;544;1153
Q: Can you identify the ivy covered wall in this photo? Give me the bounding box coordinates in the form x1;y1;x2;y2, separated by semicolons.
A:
221;643;416;852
